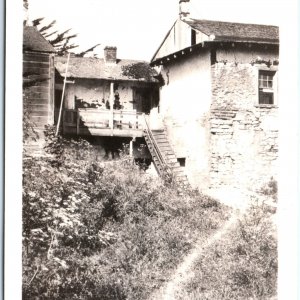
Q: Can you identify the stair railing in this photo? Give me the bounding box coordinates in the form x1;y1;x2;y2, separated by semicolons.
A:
143;114;168;175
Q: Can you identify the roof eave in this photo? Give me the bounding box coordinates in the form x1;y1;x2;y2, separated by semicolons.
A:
54;72;159;83
150;40;279;66
23;48;56;54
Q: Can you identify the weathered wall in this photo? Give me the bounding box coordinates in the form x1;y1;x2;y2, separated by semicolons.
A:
158;45;279;192
210;56;279;191
62;79;157;112
153;19;209;61
216;48;279;64
64;80;131;109
23;51;55;155
23;51;55;130
159;49;212;188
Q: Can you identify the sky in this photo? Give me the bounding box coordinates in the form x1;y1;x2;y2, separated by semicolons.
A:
27;0;290;61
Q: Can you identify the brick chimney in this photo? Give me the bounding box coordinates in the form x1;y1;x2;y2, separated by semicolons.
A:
104;46;117;64
179;0;190;20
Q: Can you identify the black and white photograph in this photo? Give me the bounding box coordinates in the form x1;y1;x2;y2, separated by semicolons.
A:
4;0;299;299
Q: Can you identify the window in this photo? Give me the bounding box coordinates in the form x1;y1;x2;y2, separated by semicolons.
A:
258;70;276;105
177;157;186;167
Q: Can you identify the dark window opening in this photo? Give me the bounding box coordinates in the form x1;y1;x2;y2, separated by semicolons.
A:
54;89;63;124
258;70;276;105
177;157;186;167
191;29;196;46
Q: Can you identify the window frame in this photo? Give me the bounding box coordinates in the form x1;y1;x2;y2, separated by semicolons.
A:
257;67;278;107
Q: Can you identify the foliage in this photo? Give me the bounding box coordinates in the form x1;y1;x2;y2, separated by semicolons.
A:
22;127;229;299
30;17;78;55
259;177;278;202
179;202;277;300
22;69;47;144
121;62;155;82
23;94;39;144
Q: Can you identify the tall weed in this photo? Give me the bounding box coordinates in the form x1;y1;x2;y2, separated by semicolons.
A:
22;127;229;299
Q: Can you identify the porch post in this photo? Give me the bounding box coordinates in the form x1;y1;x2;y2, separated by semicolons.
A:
129;138;134;157
109;82;114;132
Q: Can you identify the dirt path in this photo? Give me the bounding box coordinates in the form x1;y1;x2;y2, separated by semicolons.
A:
149;209;242;300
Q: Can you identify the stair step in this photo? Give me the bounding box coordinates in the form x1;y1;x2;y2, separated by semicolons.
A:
151;133;167;138
165;154;177;159
158;146;173;154
148;144;171;151
165;158;178;164
155;141;170;147
172;166;184;172
154;136;169;142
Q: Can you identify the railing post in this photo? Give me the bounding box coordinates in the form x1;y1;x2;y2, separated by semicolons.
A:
76;111;80;135
129;138;133;157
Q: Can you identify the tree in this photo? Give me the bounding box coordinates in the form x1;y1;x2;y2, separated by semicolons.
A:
23;0;101;56
32;17;79;55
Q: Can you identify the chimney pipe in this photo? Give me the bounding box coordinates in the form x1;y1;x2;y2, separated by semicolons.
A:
104;46;117;64
179;0;190;20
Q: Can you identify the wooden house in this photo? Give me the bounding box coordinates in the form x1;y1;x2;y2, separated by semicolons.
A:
54;47;164;162
55;46;160;138
150;0;279;191
23;26;55;143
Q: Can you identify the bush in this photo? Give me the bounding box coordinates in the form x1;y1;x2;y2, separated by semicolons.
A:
22;127;229;299
259;177;278;202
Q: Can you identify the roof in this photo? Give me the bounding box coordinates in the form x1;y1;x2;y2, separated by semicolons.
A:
185;19;279;43
55;56;158;82
23;26;55;53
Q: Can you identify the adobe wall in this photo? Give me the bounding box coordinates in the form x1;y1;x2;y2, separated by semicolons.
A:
210;60;278;191
63;80;157;111
159;49;212;189
64;80;133;110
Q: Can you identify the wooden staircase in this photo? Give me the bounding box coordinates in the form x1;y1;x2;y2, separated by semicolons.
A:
143;117;189;188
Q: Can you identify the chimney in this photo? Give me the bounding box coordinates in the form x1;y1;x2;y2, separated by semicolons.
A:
179;0;190;20
104;46;117;64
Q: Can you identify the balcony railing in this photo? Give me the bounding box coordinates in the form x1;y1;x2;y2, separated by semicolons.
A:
62;108;146;137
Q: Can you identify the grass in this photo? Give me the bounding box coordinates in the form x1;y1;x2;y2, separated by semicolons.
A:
176;200;277;300
23;149;230;300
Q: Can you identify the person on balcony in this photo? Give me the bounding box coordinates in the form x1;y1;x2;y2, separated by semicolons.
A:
113;90;122;110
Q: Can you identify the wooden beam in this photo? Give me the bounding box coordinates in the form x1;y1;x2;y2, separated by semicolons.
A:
109;82;114;134
129;139;133;157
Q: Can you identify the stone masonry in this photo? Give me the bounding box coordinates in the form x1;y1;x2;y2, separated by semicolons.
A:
209;62;278;191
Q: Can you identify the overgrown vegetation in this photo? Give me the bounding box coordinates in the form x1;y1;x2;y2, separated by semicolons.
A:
177;201;277;300
121;62;156;82
259;177;278;202
22;127;229;299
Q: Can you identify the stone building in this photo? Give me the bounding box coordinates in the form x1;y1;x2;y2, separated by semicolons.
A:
150;0;279;191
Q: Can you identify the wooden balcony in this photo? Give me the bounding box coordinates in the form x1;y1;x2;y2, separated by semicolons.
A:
62;108;146;137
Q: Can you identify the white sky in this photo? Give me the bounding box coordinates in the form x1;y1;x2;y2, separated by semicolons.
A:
27;0;289;61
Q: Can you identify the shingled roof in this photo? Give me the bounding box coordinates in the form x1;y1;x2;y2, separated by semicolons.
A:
23;26;55;53
55;56;158;82
185;19;279;43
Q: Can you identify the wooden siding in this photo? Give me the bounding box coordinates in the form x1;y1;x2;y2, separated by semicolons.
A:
23;51;55;132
